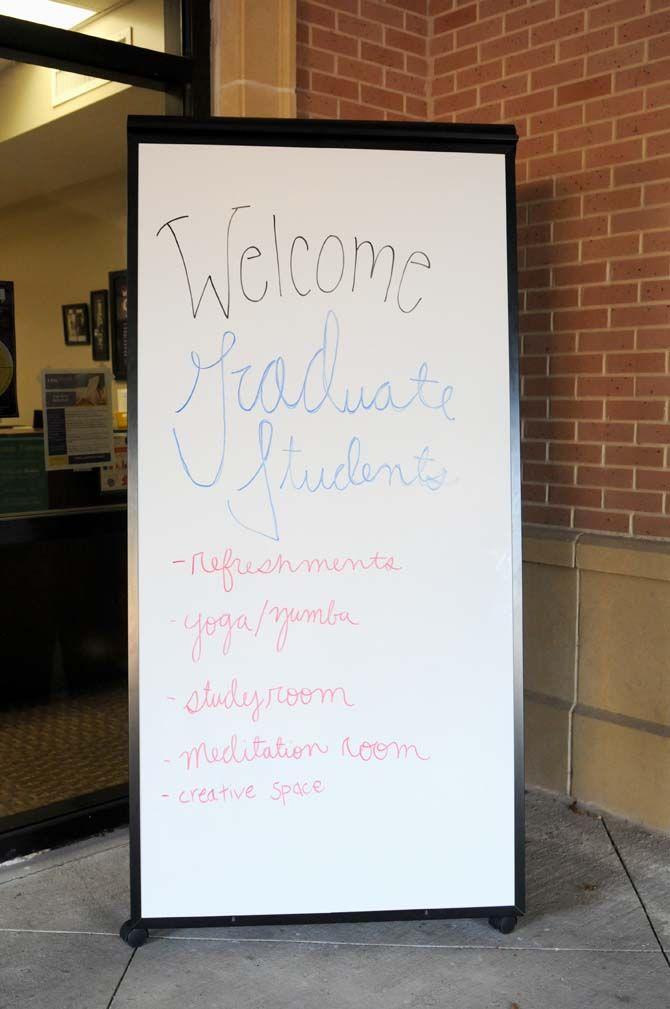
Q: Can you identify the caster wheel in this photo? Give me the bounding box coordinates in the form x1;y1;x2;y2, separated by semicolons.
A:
120;920;149;947
488;915;517;935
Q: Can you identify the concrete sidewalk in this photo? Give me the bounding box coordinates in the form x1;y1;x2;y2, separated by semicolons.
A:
1;789;669;1008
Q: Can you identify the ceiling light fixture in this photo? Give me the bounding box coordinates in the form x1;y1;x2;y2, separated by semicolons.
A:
0;1;96;31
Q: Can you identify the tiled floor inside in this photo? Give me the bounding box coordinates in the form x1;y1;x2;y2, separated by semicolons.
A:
1;789;669;1008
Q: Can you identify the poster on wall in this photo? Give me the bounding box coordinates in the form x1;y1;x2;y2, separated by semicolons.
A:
41;368;113;470
125;119;523;938
100;430;128;492
0;280;19;419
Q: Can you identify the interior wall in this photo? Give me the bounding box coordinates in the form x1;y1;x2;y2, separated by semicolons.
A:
1;172;127;426
0;0;165;145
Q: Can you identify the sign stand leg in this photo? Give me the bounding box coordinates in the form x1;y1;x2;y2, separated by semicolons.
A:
120;919;149;947
488;914;518;934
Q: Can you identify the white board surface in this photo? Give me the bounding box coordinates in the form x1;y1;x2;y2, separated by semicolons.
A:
134;138;518;919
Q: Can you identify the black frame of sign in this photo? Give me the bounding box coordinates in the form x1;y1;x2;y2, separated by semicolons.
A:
123;117;524;948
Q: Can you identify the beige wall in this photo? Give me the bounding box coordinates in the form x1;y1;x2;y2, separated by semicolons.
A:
1;172;127;425
524;527;670;832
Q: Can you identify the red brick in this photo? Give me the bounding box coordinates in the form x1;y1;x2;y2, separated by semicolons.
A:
553;308;609;331
522;441;549;461
646;182;670;207
338;100;388;119
644;231;670;253
385;69;427;96
550;353;603;374
550;485;602;507
524;332;576;353
434;4;477;33
579;330;635;351
556;121;612;152
560;25;614;60
637;423;670;444
581;235;640;261
578;376;635;396
550;399;604;419
533;58;587;92
337;55;384;85
529;196;581;223
523;504;572;526
360;0;405;29
361;41;404;70
480;73;529;104
520;354;549;376
583;187;641;213
506;43;556;77
606;352;667;374
612;305;670;327
605;489;663;512
581;283;638;306
637;469;670;491
522;482;549;501
312;71;359;99
633;514;670;536
523;461;576;484
605;445;664;466
456;16;505;49
637;328;670;349
338;12;384;43
585;139;643;169
610;256;670;280
531;11;584;46
616;157;670;187
617;12;670;46
526;287;579;310
553;216;608;241
526;242;580;266
578;420;635;443
578;465;633;487
637;376;670;396
298;44;336;73
585;92;643;124
385;26;425;55
550;442;603;463
456;58;503;89
555;167;612;196
557;75;611;107
531;105;583;136
613;207;670;234
311;27;359;56
525;422;580;446
553;262;607;287
505;87;555;117
589;0;646;30
607;399;666;421
523;376;576;397
361;84;404;112
300;2;336;29
574;508;630;532
587;42;644;77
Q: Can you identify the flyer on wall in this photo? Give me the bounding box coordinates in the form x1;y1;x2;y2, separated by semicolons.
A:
41;368;114;470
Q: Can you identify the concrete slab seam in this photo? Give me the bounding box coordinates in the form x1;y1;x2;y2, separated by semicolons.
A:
601;817;670;972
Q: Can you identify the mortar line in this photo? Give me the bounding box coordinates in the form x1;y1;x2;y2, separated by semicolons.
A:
0;927;659;954
601;816;670;971
566;531;584;795
106;948;136;1009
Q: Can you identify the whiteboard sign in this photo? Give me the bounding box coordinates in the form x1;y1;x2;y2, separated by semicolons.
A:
127;119;523;926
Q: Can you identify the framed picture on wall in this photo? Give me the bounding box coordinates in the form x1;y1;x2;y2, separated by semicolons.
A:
62;303;90;345
109;270;128;380
90;289;110;361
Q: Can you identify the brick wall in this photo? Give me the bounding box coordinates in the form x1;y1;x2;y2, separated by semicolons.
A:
297;0;670;539
296;2;430;119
